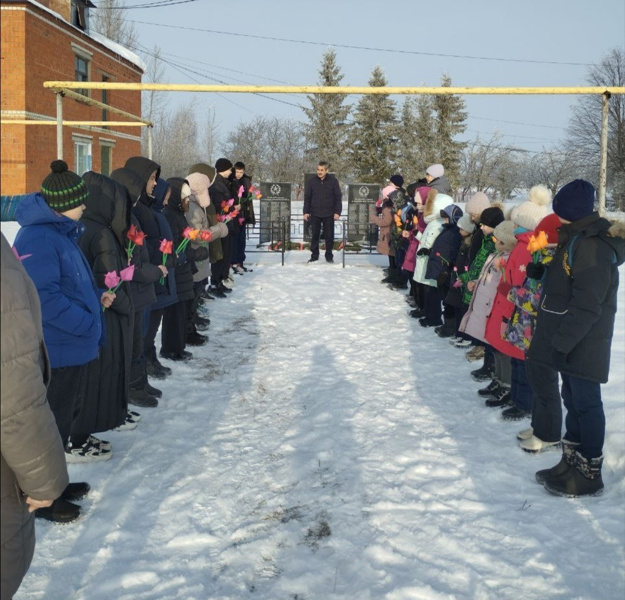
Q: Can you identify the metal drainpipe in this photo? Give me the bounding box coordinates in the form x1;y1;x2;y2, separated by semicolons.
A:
56;93;63;159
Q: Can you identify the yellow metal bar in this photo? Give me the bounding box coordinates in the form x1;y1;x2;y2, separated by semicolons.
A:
59;88;152;124
1;120;150;126
44;82;625;95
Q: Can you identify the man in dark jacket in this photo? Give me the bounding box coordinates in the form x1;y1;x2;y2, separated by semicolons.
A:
304;161;342;263
527;179;625;497
232;161;255;272
209;158;235;293
1;232;69;599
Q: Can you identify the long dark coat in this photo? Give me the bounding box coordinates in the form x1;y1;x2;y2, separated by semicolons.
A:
74;172;134;434
527;214;625;383
163;178;209;302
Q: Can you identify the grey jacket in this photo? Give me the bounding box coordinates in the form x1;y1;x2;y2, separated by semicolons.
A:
1;233;68;600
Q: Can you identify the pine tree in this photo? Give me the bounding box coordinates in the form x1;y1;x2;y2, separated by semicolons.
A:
302;50;351;177
348;66;398;184
397;95;437;183
431;74;467;189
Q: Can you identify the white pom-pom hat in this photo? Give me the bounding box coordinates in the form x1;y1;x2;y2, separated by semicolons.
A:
510;184;552;231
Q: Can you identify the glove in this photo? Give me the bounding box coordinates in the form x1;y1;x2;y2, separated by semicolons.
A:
526;262;545;280
552;349;568;372
195;247;209;262
177;251;187;266
417;247;431;256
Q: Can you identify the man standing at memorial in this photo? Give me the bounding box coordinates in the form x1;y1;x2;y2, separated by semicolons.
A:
304;161;342;263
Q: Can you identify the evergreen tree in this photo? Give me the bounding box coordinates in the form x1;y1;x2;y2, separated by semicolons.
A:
302;50;351;177
348;66;398;184
431;74;467;189
397;95;437;183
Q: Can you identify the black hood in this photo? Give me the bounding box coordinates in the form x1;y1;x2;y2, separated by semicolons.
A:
124;156;161;191
560;212;625;267
110;167;145;205
152;178;170;212
166;177;188;213
82;171;131;245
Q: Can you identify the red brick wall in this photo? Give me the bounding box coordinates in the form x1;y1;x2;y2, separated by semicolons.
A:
1;2;144;196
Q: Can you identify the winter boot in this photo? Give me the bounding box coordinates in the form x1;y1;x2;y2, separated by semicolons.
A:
186;331;208;346
145;347;172;378
544;451;604;497
477;379;501;398
61;482;91;502
35;498;81;523
484;385;511;407
129;381;158;408
435;319;456;338
535;440;579;484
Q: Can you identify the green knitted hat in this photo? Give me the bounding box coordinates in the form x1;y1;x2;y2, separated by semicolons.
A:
41;160;89;211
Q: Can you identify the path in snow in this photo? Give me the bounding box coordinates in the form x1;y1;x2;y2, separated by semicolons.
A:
13;254;625;600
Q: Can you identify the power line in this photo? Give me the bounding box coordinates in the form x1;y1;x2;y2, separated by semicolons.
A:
96;0;201;10
128;19;594;67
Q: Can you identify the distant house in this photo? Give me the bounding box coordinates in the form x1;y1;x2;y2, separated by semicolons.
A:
0;0;145;195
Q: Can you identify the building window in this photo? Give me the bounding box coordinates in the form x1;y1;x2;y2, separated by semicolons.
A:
75;55;89;97
100;145;112;176
71;0;95;32
74;141;92;176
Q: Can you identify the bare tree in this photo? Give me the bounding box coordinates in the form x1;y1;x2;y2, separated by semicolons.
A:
91;0;138;51
460;133;526;201
202;105;220;167
525;148;580;196
153;100;202;179
223;116;307;183
141;45;169;157
567;47;625;210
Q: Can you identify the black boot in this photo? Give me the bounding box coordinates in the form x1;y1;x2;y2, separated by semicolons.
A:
471;350;495;381
544;451;604;497
35;498;81;523
61;482;91;502
186;331;208;346
535;440;578;484
435;319;456;338
146;346;171;379
485;386;511;407
477;379;501;398
129;381;158;408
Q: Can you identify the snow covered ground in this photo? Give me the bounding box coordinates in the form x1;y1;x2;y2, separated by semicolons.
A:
2;221;624;600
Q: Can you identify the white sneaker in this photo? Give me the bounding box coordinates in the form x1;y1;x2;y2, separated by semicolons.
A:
87;434;112;452
113;412;139;432
222;277;234;288
127;410;141;422
65;439;112;463
453;338;472;348
520;435;560;453
516;427;534;441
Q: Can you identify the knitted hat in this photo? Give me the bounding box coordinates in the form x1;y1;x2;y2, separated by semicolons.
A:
493;220;518;252
215;158;233;173
457;213;475;234
415;186;431;203
480;206;505;228
188;163;216;185
552;179;596;222
426;164;444;179
535;212;561;244
510;185;552;230
465;191;491;216
41;160;89;211
390;174;404;187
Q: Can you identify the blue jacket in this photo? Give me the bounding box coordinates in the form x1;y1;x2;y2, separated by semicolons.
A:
14;193;103;368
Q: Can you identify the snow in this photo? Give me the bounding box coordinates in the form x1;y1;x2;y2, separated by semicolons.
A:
2;219;624;600
25;0;146;72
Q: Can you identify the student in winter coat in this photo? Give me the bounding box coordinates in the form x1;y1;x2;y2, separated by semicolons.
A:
461;220;518;408
484;186;551;422
507;213;560;452
413;192;454;327
526;180;625;497
383;175;409;289
369;195;395;258
424;164;452;194
145;178;178;380
232;161;256;272
75;172;134;438
457;206;504;366
304;160;343;263
445;214;475;340
210;158;236;288
161;178;210;361
110;167;164;408
1;232;69;600
405;186;430;314
426;204;463;335
13;161;111;522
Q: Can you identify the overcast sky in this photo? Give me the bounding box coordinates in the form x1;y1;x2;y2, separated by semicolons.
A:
120;0;625;156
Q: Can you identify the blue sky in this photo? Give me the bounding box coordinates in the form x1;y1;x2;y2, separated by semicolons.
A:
122;0;625;154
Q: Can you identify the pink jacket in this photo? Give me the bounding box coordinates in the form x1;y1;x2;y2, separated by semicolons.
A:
484;232;532;360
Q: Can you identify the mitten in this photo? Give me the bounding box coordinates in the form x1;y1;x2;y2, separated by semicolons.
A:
526;262;545;280
417;247;431;256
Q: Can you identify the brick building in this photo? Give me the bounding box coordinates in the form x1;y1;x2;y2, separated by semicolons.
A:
0;0;144;196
